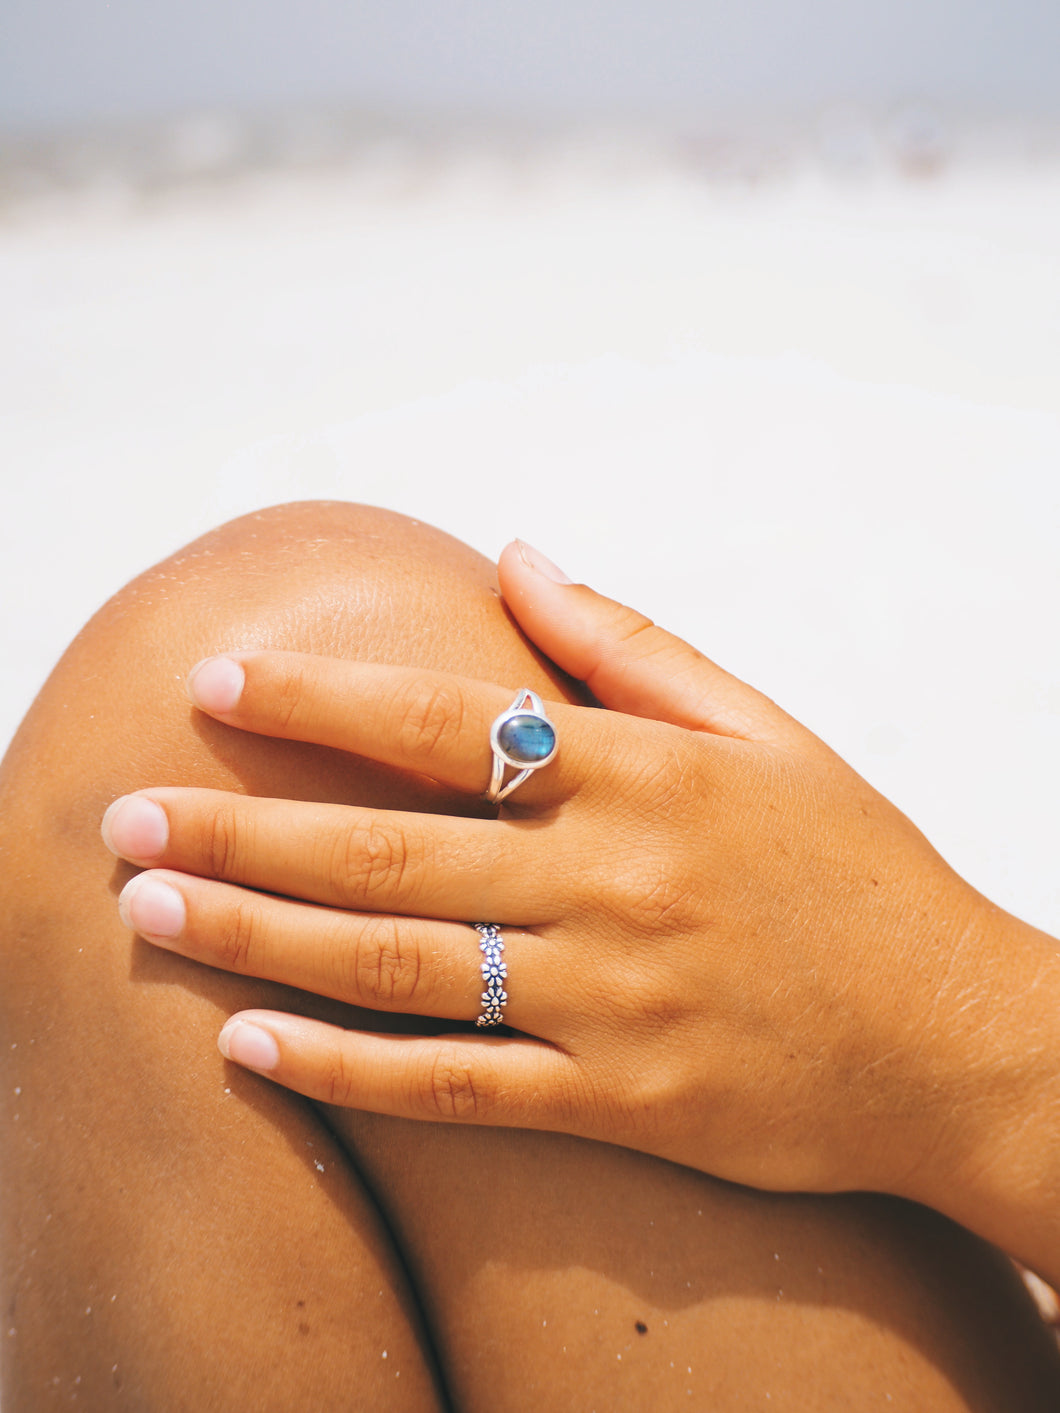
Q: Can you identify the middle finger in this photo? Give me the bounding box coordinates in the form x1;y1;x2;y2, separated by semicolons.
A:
186;655;617;805
102;788;554;923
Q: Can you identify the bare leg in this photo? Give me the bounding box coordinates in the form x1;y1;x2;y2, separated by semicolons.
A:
2;502;1058;1411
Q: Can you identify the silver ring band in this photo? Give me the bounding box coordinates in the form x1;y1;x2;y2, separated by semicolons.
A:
474;923;508;1028
485;689;558;804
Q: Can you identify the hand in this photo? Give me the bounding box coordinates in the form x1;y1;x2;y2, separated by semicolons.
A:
100;543;1058;1240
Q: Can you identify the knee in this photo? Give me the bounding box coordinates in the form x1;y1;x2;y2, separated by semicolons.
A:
142;499;508;667
1;500;572;852
96;498;506;676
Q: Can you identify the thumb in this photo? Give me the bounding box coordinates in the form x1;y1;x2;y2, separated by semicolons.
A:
497;540;800;743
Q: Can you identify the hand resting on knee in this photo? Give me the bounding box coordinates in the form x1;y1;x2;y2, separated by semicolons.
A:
100;538;1060;1291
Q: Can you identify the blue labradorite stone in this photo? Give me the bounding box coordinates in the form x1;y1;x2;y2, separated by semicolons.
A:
498;713;555;765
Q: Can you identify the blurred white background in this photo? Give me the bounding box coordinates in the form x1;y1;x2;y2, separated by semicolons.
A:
1;1;1058;929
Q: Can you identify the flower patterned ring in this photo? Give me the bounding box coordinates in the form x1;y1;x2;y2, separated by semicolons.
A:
473;924;508;1028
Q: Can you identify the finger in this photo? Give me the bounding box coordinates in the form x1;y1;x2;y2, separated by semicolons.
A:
216;1009;580;1133
497;540;807;745
102;789;551;923
185;655;598;806
119;869;545;1028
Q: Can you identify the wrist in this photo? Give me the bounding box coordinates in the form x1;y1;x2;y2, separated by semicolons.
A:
889;891;1060;1285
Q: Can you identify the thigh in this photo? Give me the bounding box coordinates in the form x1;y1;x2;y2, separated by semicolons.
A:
0;505;474;1411
3;502;1058;1413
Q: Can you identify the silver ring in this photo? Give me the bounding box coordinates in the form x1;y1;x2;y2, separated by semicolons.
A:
485;689;558;804
474;923;508;1028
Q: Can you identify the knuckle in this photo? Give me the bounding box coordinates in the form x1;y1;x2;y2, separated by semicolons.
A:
619;733;698;812
349;916;423;1007
338;818;411;901
601;848;699;932
270;657;311;733
200;803;242;878
215;896;261;973
615;1061;674;1134
609;604;695;679
633;864;699;930
425;1048;483;1121
391;678;466;765
611;604;659;650
594;961;685;1039
627;978;685;1035
540;1068;588;1131
323;1045;359;1107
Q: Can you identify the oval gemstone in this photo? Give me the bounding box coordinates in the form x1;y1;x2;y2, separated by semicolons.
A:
497;713;556;765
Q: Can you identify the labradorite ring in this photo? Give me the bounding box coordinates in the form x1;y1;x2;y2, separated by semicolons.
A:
474;923;508;1027
485;689;558;804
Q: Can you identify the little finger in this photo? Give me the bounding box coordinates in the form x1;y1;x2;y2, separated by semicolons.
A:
217;1010;582;1132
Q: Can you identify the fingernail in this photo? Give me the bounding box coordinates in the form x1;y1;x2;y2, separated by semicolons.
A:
186;656;245;714
218;1019;280;1072
101;795;169;861
118;873;185;939
516;539;573;585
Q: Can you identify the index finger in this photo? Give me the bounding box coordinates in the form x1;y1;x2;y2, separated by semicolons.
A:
185;654;609;804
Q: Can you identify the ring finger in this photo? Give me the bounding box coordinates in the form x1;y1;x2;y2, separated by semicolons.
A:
120;869;548;1032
